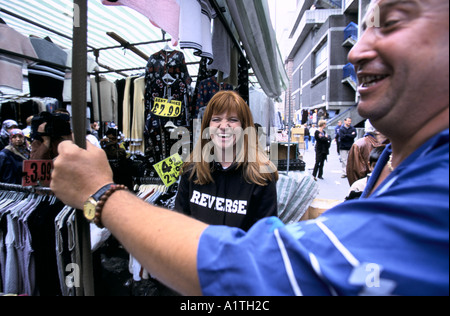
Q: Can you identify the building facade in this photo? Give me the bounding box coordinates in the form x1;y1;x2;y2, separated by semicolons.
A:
282;0;371;128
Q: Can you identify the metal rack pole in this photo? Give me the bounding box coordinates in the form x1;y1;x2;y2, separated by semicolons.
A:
72;0;94;296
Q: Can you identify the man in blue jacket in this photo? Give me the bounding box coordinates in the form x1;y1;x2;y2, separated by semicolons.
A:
339;117;357;178
51;0;449;296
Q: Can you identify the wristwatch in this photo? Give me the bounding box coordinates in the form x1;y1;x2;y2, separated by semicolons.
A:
83;183;115;221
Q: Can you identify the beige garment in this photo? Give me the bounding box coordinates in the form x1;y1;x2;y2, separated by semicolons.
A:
130;77;146;156
0;24;38;91
122;77;133;141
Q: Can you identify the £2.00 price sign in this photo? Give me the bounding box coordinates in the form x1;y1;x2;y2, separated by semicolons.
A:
22;160;53;187
151;97;182;118
153;154;184;188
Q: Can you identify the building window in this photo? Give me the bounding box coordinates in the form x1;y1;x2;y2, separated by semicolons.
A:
314;41;328;76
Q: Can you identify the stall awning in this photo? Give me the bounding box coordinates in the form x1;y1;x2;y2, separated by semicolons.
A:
0;0;287;98
224;0;289;100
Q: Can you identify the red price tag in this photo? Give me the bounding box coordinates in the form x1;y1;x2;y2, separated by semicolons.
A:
22;160;54;187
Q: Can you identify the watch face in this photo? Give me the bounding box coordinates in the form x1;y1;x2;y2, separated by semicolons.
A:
84;198;97;221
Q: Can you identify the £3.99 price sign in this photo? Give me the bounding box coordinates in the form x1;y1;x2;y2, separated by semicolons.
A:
153;154;184;188
22;160;53;187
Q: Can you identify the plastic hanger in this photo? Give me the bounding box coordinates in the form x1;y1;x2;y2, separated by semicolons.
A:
162;73;176;85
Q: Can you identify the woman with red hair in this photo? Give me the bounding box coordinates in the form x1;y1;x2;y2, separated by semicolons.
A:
175;91;279;231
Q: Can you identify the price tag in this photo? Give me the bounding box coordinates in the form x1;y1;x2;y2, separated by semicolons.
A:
151;97;182;118
153;154;184;188
22;160;53;187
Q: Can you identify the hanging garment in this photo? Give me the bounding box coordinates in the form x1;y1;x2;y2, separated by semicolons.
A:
122;76;136;143
90;76;119;122
28;37;68;102
144;50;192;168
207;18;232;78
63;50;99;103
190;57;217;118
225;0;288;100
237;54;249;104
194;76;234;118
0;187;106;296
178;0;216;63
115;78;127;132
0;24;38;92
101;0;180;46
130;77;146;156
0;190;66;296
0;99;41;129
129;182;178;282
249;87;277;146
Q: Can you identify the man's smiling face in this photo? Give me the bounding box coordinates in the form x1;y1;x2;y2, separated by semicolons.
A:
349;0;449;133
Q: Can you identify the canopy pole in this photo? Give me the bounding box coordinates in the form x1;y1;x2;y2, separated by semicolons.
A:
72;0;94;296
72;0;87;149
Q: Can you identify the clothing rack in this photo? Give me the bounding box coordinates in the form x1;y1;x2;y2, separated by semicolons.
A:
208;0;246;59
0;7;96;50
0;182;53;195
2;1;253;296
0;48;71;71
133;177;165;186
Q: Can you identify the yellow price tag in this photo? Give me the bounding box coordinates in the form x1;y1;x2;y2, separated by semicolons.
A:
153;153;184;187
151;97;182;118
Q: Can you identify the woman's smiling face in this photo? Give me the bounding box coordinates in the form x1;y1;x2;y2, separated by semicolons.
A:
209;112;242;151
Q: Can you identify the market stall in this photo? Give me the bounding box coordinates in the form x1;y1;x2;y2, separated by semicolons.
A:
0;0;316;296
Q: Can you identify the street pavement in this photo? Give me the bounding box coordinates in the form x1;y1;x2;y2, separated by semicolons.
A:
299;140;351;201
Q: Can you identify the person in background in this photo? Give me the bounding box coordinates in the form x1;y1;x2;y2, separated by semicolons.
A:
22;115;34;140
90;121;100;140
0;119;19;151
339;117;357;178
335;120;342;156
303;124;310;151
0;129;30;184
345;145;386;201
346;120;388;186
87;127;101;149
312;120;332;181
50;0;449;296
100;128;132;190
310;124;317;146
30;109;72;160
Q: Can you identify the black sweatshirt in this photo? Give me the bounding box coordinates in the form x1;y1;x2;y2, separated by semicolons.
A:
175;162;278;231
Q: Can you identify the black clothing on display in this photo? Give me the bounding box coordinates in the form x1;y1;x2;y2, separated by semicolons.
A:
28;37;68;102
144;50;192;175
175;163;278;232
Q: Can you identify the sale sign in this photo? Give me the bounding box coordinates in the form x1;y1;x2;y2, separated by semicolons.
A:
153;154;183;188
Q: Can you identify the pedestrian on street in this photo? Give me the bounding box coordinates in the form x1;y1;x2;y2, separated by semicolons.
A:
339;117;357;178
310;124;317;146
312;120;331;181
303;124;310;150
335;120;342;156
